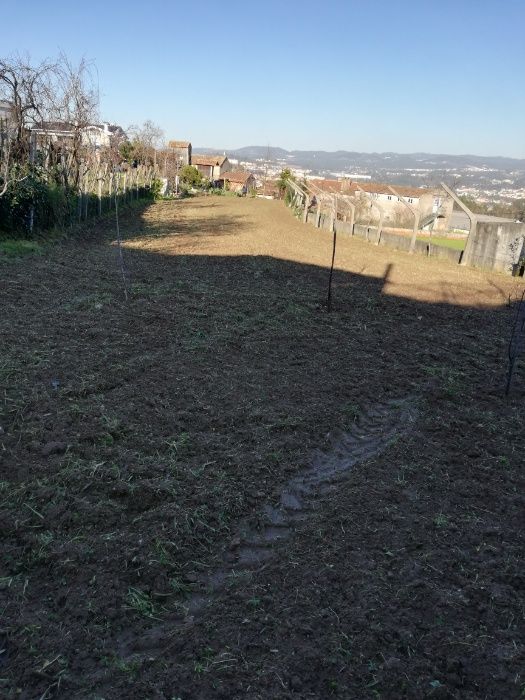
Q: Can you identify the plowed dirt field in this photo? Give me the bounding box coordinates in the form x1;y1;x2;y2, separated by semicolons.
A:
1;195;524;699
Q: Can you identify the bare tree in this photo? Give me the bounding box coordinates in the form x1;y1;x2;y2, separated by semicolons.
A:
0;55;57;157
51;54;100;188
390;203;414;229
127;120;165;165
0;53;100;197
0;54;58;196
354;192;377;225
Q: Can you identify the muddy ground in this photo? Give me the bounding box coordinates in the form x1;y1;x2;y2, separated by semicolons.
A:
1;195;524;699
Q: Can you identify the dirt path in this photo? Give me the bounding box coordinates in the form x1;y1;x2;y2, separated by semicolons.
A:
1;196;523;699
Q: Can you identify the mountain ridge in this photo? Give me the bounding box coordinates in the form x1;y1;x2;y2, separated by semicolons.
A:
193;145;525;170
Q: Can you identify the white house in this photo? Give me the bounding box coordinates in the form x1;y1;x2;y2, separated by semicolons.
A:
311;179;454;230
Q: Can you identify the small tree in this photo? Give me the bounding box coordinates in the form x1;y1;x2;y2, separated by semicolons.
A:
51;54;100;189
0;54;58;197
354;193;377;225
277;168;293;198
180;165;202;187
119;140;135;164
127;120;164;166
390;204;414;229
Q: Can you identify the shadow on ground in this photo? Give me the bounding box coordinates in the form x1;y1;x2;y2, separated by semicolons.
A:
0;201;523;700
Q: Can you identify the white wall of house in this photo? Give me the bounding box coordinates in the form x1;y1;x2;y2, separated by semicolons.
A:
81;124;111;149
353;190;452;227
213;158;231;179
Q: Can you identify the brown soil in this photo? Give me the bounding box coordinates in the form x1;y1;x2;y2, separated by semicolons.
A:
1;195;524;699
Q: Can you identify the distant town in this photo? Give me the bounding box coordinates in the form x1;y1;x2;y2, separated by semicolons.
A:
194;145;525;207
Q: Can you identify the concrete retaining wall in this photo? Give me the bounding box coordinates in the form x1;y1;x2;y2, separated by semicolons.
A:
342;224;461;261
466;222;525;274
296;205;521;273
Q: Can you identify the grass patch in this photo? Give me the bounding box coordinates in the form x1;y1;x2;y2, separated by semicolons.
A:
0;239;44;257
418;236;466;251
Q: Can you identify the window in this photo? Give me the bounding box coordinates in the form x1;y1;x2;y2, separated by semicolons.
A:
387;195;392;200
408;198;413;203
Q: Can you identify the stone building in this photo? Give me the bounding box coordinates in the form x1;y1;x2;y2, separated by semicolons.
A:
168;140;192;165
191;154;231;181
219;170;256;193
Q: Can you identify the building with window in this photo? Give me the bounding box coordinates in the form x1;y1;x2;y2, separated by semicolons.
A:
219;170;256;194
310;179;453;230
31;121;125;151
191;154;231;181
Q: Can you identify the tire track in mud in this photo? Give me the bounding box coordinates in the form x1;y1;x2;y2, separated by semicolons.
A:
119;396;417;659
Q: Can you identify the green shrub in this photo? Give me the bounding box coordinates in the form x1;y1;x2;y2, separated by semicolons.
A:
0;168;55;236
180;165;202;188
150;178;164;201
0;167;156;239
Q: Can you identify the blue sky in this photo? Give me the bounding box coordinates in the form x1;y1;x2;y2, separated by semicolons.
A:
2;0;524;157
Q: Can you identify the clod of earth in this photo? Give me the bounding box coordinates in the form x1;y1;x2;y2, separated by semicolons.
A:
40;441;67;457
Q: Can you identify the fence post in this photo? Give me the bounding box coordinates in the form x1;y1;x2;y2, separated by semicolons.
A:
83;171;89;220
97;171;102;216
303;196;309;223
440;182;478;267
387;185;419;253
108;171;113;208
77;187;82;223
355;183;384;245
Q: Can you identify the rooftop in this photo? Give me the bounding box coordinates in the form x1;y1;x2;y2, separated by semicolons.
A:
309;178;432;199
220;170;254;185
192;154;228;167
32;121;76;134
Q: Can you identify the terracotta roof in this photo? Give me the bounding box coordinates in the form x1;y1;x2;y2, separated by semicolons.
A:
308;179;344;194
192;154;228;167
220;170;255;185
309;179;432;199
258;179;279;196
169;140;191;148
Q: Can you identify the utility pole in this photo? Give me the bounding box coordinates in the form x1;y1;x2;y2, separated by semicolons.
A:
326;195;338;312
354;183;384;243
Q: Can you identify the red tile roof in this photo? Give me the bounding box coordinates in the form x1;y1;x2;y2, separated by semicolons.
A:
192;154;228;167
309;179;431;199
220;170;255;185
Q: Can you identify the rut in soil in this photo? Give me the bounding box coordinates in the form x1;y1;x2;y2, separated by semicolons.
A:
117;396;417;661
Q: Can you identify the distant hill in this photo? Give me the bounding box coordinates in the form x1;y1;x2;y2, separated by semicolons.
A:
193;146;525;172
